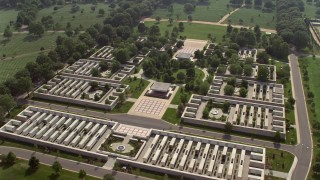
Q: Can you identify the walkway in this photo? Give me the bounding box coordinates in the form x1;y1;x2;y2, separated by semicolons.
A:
218;4;244;24
143;18;276;33
0;146;149;180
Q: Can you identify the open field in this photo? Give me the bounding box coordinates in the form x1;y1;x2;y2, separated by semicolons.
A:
0;9;18;32
224;7;275;29
36;3;110;30
266;148;294;173
0;54;38;83
0;32;61;57
151;0;230;22
144;21;226;42
162;108;180;124
303;0;317;19
0;159;100;180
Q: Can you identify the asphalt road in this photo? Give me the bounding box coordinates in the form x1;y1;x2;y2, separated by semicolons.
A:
0;146;149;180
288;54;313;180
21;53;313;180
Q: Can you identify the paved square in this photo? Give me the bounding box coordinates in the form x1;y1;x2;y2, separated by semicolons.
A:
134;99;165;115
176;39;208;57
115;124;151;138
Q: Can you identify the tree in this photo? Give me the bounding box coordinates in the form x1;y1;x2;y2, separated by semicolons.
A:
222;102;230;113
79;169;86;180
226;77;236;86
91;68;100;77
176;40;184;48
3;27;12;39
187;15;193;22
239;87;248;97
0;94;16;114
184;3;195;13
257;65;269;82
176;72;186;82
225;122;233;133
28;156;40;170
224;85;235;95
29;22;45;36
99;9;105;16
5;152;16;165
114;49;130;64
155;16;161;23
186;68;195;78
257;51;269;64
229;63;243;75
274;131;281;142
293;31;310;50
199;82;210;95
168;17;173;25
178;22;184;32
243;64;253;76
52;161;62;176
137;23;146;34
103;174;115;180
227;24;233;34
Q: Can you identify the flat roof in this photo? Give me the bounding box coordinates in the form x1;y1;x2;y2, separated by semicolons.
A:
176;52;192;59
150;82;171;92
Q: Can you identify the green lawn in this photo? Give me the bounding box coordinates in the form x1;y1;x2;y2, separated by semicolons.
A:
0;159;100;180
170;87;192;105
303;0;317;19
37;3;110;30
124;78;150;99
266;148;294;173
0;9;18;33
224;7;276;29
151;0;230;22
109;101;134;114
144;21;226;42
0;32;61;57
0;53;38;83
162;108;180;124
172;68;205;82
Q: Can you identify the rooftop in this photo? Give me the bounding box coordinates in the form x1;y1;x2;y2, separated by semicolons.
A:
176;52;192;59
150;82;171;93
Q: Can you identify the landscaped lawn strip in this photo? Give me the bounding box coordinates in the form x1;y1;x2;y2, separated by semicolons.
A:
266;148;294;173
162;108;180;124
124;78;150;99
109;101;134;114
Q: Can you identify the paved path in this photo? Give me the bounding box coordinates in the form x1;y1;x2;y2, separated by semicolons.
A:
218;4;244;24
0;146;149;180
265;169;288;179
143;18;276;33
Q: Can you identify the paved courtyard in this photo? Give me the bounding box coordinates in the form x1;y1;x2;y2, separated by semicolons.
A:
115;124;151;138
175;39;208;61
134;99;165;115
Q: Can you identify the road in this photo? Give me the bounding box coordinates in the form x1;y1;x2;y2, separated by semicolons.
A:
143;18;277;33
288;54;313;180
0;146;149;180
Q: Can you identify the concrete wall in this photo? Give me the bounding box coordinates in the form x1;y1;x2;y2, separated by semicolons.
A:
60;72;124;84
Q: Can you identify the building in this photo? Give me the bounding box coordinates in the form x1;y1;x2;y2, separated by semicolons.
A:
176;52;192;61
146;82;172;99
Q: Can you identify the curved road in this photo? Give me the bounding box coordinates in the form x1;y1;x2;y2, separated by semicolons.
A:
0;146;148;180
14;53;313;180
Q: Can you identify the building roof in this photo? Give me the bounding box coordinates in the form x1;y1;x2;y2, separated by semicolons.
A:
150;82;171;93
176;52;192;59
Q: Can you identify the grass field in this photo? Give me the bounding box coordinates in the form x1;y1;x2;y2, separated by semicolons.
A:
109;101;134;114
0;9;18;33
170;87;192;105
0;159;100;180
162;108;180;124
37;3;110;30
0;32;62;82
266;148;294;173
224;7;276;29
151;0;230;22
124;78;150;99
303;0;317;19
145;21;226;42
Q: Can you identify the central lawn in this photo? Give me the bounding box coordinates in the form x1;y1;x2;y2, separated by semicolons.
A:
109;101;134;114
144;21;226;42
0;9;18;33
37;3;110;30
303;0;317;19
224;7;276;29
151;0;230;22
172;68;205;82
162;108;180;124
171;87;192;105
0;159;100;180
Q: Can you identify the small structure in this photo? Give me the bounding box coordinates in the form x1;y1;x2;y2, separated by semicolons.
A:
146;82;172;99
176;52;192;61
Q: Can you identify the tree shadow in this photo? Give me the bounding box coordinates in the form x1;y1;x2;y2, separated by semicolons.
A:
23;35;41;43
0;162;14;170
48;173;59;180
25;167;37;176
0;39;10;45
